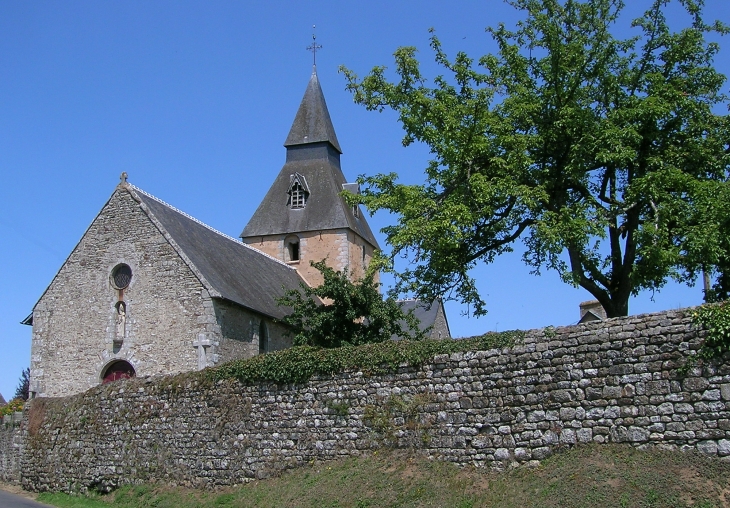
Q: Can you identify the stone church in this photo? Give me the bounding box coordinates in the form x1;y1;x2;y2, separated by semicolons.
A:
24;68;450;399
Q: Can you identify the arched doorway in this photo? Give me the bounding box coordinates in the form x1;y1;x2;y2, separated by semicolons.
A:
101;360;135;384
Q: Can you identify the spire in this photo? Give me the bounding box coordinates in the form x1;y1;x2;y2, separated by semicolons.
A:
283;67;342;154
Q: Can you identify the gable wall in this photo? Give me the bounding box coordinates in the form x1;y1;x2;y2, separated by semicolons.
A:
429;304;451;340
30;189;213;397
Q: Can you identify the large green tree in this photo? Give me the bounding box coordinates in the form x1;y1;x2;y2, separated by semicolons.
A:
342;0;730;317
276;260;426;348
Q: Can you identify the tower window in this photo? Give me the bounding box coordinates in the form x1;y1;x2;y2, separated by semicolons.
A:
287;173;310;209
285;235;301;262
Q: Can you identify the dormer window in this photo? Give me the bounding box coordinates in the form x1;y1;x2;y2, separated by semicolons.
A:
288;173;310;209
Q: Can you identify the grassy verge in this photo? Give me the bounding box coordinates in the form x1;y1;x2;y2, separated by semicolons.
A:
34;443;730;508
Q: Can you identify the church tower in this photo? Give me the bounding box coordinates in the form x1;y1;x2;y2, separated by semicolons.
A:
240;67;380;287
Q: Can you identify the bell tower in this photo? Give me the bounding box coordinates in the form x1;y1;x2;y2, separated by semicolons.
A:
240;67;379;287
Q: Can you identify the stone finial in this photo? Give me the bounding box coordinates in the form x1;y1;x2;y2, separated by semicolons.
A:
120;172;128;184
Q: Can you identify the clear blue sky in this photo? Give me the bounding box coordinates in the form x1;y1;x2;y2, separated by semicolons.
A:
1;1;728;400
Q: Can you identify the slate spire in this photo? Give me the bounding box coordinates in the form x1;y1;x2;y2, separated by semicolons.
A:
283;67;342;154
241;69;378;249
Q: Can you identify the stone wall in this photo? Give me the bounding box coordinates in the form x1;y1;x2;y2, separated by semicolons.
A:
0;415;24;484
10;308;730;493
213;300;290;361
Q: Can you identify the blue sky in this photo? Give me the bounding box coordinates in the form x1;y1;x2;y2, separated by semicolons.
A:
1;0;728;400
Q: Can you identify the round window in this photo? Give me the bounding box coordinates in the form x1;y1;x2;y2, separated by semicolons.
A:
111;264;132;289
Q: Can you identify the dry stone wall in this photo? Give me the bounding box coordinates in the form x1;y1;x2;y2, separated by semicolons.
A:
0;415;24;484
8;308;730;493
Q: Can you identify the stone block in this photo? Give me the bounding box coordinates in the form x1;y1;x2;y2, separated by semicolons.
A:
683;377;710;392
717;439;730;457
697;440;718;455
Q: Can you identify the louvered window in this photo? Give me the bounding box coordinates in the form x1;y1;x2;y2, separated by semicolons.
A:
290;182;307;209
288;173;310;209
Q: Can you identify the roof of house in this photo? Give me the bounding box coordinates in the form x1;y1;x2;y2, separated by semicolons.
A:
0;393;6;406
131;185;304;320
241;69;379;248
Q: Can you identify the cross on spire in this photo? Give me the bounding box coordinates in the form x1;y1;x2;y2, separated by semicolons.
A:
306;26;322;66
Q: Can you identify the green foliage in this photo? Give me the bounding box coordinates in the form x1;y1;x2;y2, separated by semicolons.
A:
276;259;427;348
364;393;436;448
691;300;730;359
0;397;24;417
341;0;730;317
13;367;30;401
210;330;523;386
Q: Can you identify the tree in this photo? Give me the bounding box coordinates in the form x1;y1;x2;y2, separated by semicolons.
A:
341;0;730;317
13;367;29;401
276;260;427;348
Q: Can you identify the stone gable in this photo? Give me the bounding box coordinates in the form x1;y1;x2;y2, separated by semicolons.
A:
30;188;211;397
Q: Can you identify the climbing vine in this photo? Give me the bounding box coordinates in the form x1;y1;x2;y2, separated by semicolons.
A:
691;301;730;360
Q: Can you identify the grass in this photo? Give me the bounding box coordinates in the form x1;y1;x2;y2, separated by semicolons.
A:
32;444;730;508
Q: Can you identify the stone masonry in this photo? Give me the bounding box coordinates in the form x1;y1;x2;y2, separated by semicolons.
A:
244;228;376;287
29;188;288;398
6;308;730;493
0;416;23;484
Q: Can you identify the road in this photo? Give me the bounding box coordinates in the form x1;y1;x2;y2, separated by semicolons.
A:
0;488;54;507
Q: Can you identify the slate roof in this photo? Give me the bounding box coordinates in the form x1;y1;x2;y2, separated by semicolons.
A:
131;186;304;320
393;299;451;340
284;66;342;153
241;69;379;248
0;393;6;406
241;157;379;247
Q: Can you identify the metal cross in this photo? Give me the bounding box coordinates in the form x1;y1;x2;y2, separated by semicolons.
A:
306;26;322;66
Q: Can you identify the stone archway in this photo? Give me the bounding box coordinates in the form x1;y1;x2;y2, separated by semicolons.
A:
101;360;135;384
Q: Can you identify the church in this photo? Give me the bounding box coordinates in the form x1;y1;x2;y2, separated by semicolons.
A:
23;67;450;399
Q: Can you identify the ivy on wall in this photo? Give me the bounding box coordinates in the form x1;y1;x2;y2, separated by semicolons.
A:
692;301;730;360
210;330;525;386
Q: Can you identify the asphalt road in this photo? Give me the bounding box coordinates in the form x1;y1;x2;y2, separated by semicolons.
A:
0;489;54;507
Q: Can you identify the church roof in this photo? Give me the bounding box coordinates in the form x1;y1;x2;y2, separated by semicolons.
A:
395;299;450;339
241;70;379;248
284;67;342;153
241;157;379;247
131;186;303;320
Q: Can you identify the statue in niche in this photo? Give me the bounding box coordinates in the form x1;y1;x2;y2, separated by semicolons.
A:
115;301;126;342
